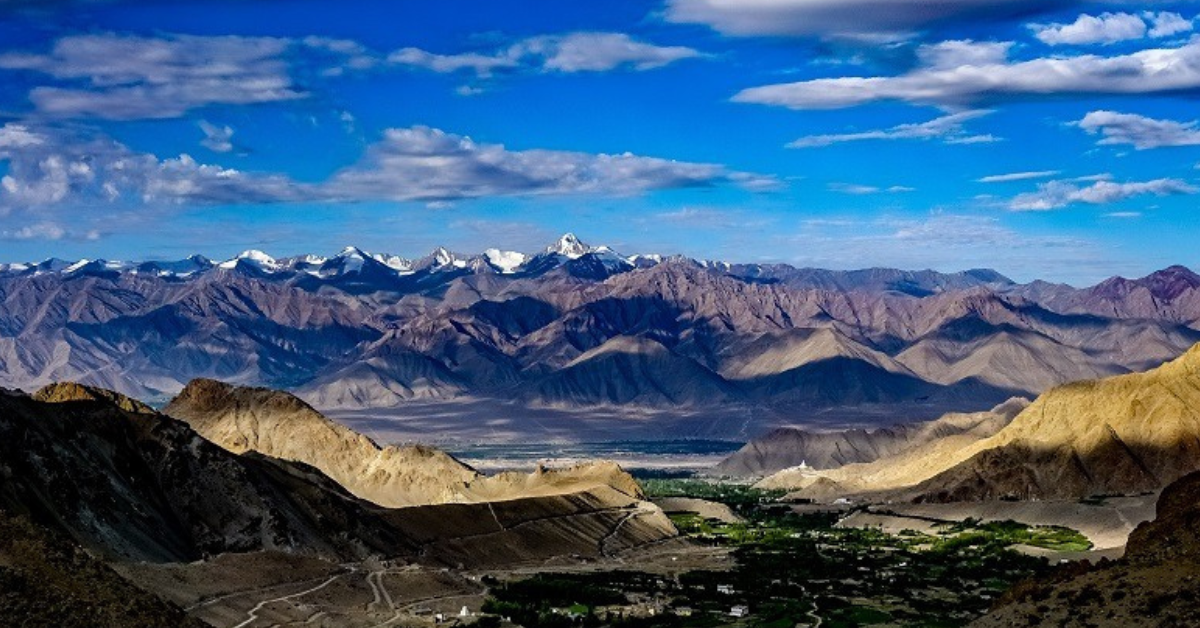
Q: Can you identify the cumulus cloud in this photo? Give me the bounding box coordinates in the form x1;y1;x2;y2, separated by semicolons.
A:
733;38;1200;110
0;33;380;119
389;32;700;79
1077;110;1200;149
1147;11;1194;38
0;221;65;240
1030;11;1193;46
788;110;997;147
976;170;1060;183
0;33;309;119
326;126;776;201
199;121;234;153
1030;12;1147;45
0;124;776;213
0;124;301;212
1009;177;1197;210
664;0;1072;39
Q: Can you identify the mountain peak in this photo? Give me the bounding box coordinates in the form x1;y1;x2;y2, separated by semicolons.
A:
219;249;278;272
547;233;590;259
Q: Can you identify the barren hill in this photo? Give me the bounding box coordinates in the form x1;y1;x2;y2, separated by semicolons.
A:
760;344;1200;501
165;378;649;507
1;382;675;568
717;397;1028;476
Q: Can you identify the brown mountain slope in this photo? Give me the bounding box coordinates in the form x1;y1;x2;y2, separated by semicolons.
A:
760;343;1200;501
717;397;1027;477
165;378;648;507
972;471;1200;627
0;383;675;569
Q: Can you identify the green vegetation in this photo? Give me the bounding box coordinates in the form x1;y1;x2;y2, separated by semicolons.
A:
484;482;1091;627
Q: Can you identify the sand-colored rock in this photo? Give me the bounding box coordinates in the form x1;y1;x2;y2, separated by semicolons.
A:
33;381;157;414
165;378;646;508
761;343;1200;501
719;397;1027;476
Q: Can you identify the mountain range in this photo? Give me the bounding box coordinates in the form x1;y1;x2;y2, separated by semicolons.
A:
4;234;1200;435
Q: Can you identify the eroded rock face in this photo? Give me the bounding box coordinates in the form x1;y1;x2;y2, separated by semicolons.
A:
165;378;648;508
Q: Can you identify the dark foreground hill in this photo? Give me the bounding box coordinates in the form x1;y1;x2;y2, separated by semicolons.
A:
0;382;675;566
0;510;208;628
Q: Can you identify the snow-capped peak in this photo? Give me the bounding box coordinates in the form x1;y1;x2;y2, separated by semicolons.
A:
372;253;413;272
546;233;590;259
64;259;92;273
219;249;279;272
431;246;455;267
338;246;367;258
484;248;527;274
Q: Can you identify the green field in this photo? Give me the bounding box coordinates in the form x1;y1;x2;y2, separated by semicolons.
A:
481;481;1083;627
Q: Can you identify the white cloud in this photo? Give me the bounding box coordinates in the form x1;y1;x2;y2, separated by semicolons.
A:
0;124;300;212
788;110;997;147
1030;12;1147;45
525;32;701;72
389;32;700;78
0;33;380;120
199;121;234;153
828;182;914;195
664;0;1064;39
0;33;309;119
976;170;1060;183
0;123;778;212
1077;110;1200;149
388;47;519;77
1147;11;1194;39
1009;177;1197;210
733;38;1200;110
0;221;65;241
326;126;776;201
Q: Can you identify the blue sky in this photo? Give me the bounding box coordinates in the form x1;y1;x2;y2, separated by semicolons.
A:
2;1;1200;283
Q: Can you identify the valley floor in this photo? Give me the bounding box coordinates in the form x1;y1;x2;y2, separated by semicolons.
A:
118;540;726;628
329;398;985;447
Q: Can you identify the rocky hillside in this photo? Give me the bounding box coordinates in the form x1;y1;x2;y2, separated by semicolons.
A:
760;343;1200;501
972;471;1200;627
0;383;675;566
166;378;646;507
715;397;1028;476
0;510;207;628
3;236;1200;424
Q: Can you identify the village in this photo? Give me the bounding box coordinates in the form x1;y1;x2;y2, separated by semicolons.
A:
471;479;1089;627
